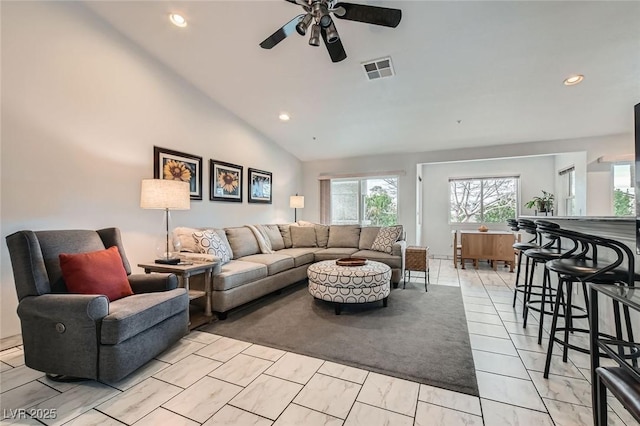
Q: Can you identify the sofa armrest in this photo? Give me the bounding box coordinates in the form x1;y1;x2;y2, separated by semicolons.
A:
17;294;109;379
128;273;178;293
392;240;406;257
393;240;407;273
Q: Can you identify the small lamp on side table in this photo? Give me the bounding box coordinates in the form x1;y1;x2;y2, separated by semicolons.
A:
290;194;304;222
140;179;190;265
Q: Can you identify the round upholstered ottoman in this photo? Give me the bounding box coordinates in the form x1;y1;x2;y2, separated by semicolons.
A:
307;260;391;315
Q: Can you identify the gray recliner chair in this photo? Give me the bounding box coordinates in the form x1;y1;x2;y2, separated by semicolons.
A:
5;228;189;382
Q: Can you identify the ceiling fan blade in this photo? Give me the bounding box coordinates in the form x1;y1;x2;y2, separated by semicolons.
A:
260;14;305;49
333;2;402;28
321;28;347;63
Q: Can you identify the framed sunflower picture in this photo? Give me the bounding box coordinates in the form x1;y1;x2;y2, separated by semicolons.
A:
153;146;203;200
210;160;243;202
248;168;272;204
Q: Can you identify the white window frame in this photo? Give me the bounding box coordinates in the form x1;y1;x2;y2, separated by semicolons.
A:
559;166;575;216
612;162;636;217
330;175;399;226
448;175;520;224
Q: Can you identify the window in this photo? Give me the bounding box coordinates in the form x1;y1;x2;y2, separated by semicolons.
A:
449;176;518;223
330;177;398;225
559;167;576;216
613;163;635;216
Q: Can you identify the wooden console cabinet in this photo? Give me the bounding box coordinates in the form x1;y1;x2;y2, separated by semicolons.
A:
460;230;515;271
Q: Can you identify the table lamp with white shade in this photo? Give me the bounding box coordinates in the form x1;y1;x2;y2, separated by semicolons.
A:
140;179;190;264
290;194;304;222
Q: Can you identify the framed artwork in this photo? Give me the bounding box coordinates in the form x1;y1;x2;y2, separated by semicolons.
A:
154;146;203;200
248;168;272;204
210;160;243;202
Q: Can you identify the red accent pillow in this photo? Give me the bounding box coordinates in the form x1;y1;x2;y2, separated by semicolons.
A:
59;246;133;301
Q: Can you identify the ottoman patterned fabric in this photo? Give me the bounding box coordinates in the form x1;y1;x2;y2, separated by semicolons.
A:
307;260;391;304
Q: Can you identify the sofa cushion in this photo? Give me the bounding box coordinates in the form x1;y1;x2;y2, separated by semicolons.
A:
239;254;295;276
327;225;361;248
226;227;260;259
314;247;359;261
315;224;330;248
291;226;318;248
213;260;268;291
371;225;403;254
262;224;285;251
359;227;381;250
59;246;133;302
276;248;322;267
353;250;402;269
193;230;232;264
101;288;187;345
278;224;294;249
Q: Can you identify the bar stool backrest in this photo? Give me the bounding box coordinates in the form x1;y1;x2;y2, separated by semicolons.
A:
588;235;635;286
534;220;566;252
538;225;634;286
535;224;586;260
518;219;538;244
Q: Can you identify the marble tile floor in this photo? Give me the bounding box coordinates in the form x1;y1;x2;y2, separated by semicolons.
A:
1;259;637;425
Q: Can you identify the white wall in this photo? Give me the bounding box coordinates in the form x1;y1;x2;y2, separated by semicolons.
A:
554;152;587;216
0;2;303;338
422;156;556;257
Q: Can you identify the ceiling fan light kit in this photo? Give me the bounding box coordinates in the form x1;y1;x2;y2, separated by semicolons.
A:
296;13;314;35
325;21;340;43
309;23;321;46
260;0;402;63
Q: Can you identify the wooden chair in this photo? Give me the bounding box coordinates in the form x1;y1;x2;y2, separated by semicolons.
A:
452;230;462;268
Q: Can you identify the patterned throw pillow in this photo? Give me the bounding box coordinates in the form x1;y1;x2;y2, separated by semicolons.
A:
193;230;232;264
370;225;403;254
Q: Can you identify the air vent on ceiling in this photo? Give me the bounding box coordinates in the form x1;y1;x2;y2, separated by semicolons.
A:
362;57;395;81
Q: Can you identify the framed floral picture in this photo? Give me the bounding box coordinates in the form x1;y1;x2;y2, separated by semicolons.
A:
154;146;203;200
210;160;243;202
248;168;272;204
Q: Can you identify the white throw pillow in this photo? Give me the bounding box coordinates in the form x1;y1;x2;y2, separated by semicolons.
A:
173;226;202;252
371;225;403;254
193;230;232;264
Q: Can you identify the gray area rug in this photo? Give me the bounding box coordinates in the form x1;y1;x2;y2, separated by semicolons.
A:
200;282;479;396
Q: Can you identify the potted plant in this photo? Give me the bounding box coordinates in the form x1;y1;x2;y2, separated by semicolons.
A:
525;190;554;213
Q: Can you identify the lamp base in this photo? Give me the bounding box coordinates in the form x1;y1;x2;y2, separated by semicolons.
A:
155;257;181;265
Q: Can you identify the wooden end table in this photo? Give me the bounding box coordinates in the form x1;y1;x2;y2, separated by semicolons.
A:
138;261;216;329
404;246;430;292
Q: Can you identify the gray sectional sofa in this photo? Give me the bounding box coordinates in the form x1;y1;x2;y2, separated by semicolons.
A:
174;222;406;319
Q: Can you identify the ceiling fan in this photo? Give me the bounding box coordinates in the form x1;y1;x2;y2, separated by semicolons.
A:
259;0;402;63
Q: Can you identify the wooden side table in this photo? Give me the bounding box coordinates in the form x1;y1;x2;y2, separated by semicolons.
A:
404;246;430;292
138;261;216;329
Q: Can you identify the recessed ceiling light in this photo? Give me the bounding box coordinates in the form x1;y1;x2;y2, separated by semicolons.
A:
169;13;187;28
563;74;584;86
279;113;290;121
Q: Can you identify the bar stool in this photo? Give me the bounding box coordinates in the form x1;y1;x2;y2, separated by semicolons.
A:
511;219;539;309
542;227;637;378
522;220;577;344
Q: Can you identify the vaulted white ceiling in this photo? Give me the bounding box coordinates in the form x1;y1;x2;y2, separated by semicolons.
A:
85;1;640;162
